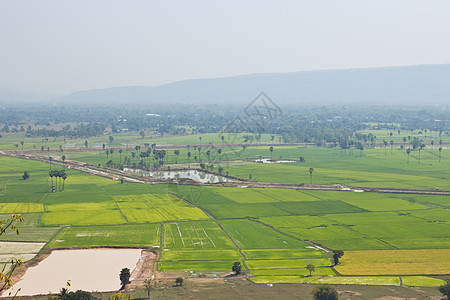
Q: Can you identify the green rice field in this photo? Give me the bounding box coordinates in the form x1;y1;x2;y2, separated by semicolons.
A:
0;148;449;286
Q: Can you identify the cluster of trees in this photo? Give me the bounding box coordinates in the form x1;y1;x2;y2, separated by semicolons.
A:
3;104;450;146
27;123;106;138
49;170;68;192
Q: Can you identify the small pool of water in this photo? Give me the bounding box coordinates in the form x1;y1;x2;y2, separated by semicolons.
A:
255;158;296;164
124;168;228;183
6;249;142;297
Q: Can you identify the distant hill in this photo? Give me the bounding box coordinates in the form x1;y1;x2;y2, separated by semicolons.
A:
26;64;450;105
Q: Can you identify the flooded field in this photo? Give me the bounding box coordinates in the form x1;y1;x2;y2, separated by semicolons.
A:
5;249;142;297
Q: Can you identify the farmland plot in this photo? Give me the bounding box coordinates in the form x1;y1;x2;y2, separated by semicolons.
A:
162;221;236;250
47;224;161;248
115;194;208;223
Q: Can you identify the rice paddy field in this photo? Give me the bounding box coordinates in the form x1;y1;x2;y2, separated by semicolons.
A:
0;143;449;288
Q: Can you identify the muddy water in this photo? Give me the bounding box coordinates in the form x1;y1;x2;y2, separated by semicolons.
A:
7;249;142;297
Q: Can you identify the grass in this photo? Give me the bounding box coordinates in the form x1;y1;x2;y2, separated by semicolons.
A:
251;276;319;284
0;203;43;213
243;249;327;260
402;276;446;287
41;202;127;226
0;213;59;242
46;224;161;248
335;249;450;275
314;276;401;286
259;215;393;251
1;153;449;285
115;194;208;223
219;219;311;250
158;260;239;271
251;267;335;276
162;221;236;250
247;258;331;269
159;249;242;271
227;146;450;189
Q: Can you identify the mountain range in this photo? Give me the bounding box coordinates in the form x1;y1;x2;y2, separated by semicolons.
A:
3;64;450;106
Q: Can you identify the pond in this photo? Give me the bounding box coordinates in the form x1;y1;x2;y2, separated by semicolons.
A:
255;158;297;164
5;249;142;297
124;168;228;183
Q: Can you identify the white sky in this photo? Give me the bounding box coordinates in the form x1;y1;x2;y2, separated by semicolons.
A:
1;0;450;93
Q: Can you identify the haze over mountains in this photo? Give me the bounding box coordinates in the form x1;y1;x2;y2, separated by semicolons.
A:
3;64;450;106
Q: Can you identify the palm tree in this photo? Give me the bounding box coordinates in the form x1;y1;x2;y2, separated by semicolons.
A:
383;140;387;155
419;144;425;164
62;171;67;190
174;150;180;163
308;168;314;184
206;150;211;162
439;147;442;162
106;150;109;159
20;141;24;150
61;155;66;164
406;148;411;163
390;140;394;154
119;149;123;163
217;148;222;164
269;146;274;160
187;151;191;168
49;170;55;191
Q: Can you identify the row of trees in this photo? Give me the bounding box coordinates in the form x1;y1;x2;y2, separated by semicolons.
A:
49;170;68;192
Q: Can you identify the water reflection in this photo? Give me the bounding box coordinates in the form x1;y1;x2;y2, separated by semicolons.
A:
124;168;228;183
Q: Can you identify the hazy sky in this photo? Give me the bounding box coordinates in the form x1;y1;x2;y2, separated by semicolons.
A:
1;0;450;93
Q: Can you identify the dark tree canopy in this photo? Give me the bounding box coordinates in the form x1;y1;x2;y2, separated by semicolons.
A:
312;285;339;300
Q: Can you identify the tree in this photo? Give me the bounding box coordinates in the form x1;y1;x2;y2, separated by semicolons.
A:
439;147;443;163
232;261;242;275
20;141;24;150
49;170;56;191
308;167;314;184
299;156;305;162
84;140;88;148
119;268;131;286
22;171;30;180
406;148;411;163
438;279;450;299
174;150;180;163
119;149;123;164
269;146;274;160
306;264;315;276
62;172;67;190
109;136;114;144
175;277;184;287
187;151;191;168
139;130;145;139
332;250;344;265
62;155;66;163
312;285;338;300
143;278;154;299
383;140;387;155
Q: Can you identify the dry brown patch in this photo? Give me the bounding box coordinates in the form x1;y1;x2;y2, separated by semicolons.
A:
339;290;362;297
